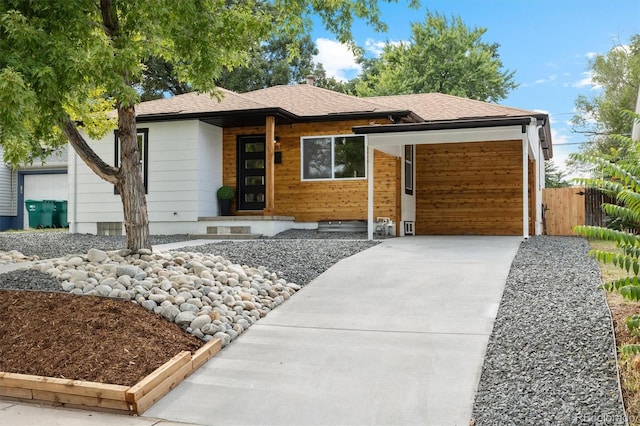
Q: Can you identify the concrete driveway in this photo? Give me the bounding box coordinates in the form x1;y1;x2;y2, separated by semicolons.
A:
146;236;521;426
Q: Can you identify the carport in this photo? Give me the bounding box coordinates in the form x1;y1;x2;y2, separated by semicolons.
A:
354;115;553;239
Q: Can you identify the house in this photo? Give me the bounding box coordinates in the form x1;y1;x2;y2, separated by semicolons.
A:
67;78;552;239
0;147;68;231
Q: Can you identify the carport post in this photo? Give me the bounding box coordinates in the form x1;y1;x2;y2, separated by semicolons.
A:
367;145;375;240
522;135;529;238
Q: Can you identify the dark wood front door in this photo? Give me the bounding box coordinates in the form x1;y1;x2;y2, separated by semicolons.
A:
237;135;266;211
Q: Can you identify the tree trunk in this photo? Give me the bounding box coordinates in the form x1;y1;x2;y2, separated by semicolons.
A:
61;112;152;252
115;105;151;252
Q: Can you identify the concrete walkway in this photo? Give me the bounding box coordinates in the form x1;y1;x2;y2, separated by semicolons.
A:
146;236;521;425
0;236;521;425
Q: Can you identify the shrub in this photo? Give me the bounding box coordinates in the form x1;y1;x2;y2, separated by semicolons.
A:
572;111;640;354
216;185;234;200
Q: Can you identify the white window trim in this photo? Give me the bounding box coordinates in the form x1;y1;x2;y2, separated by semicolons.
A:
300;134;368;181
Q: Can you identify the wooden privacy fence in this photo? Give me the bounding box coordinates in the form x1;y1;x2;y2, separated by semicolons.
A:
542;187;614;236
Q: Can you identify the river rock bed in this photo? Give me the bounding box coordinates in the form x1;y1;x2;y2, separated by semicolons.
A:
30;248;301;347
0;233;378;347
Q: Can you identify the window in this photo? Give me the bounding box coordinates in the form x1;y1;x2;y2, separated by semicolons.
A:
114;128;149;194
405;145;413;195
301;135;366;180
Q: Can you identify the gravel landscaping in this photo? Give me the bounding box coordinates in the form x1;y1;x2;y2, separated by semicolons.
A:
0;231;628;421
0;230;376;293
472;236;626;424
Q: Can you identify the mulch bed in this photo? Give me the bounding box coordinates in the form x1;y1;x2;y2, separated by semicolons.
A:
0;290;204;387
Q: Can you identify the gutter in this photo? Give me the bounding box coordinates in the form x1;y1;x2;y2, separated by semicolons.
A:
353;116;539;133
354;114;554;160
136;108;417;125
135;107;298;124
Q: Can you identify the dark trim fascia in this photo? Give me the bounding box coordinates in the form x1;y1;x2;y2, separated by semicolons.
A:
136;108;415;125
135;107;297;124
353;116;539;134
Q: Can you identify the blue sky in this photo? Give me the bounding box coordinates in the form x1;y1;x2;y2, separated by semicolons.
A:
310;0;640;177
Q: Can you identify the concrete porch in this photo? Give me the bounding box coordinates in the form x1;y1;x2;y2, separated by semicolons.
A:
190;215;299;239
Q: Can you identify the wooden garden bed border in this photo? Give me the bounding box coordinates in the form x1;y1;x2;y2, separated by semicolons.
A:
0;338;221;415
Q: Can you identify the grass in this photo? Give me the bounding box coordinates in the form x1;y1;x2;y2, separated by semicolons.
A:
590;239;640;424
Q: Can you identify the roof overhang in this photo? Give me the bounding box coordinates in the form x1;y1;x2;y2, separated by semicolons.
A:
136;108;417;128
135;107;298;127
354;114;553;160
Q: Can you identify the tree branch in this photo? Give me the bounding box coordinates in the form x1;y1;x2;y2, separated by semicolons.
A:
99;0;119;38
60;116;119;184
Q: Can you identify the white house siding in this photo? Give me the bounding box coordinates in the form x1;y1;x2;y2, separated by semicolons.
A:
0;161;16;216
197;121;223;217
70;121;198;233
73;120;221;234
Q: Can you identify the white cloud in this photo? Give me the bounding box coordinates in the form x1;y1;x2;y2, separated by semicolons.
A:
534;74;557;85
364;38;406;57
314;38;361;82
585;51;598;59
572;71;602;90
550;128;570;145
364;38;387;57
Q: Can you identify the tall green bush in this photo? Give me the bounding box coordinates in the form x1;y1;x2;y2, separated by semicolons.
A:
571;111;640;353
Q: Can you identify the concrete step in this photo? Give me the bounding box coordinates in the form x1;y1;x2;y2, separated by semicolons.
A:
190;233;263;240
206;226;252;235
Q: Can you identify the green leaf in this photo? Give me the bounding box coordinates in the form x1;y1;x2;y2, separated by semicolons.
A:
620;285;640;301
627;314;640;332
621;344;640;358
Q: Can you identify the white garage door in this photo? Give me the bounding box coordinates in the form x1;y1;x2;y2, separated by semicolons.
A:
23;173;68;229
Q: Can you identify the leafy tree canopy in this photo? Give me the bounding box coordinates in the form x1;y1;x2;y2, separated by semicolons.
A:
544;160;570;188
351;11;517;101
0;0;416;250
0;0;413;165
571;35;640;156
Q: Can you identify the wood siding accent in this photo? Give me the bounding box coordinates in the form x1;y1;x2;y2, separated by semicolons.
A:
223;119;399;224
415;140;523;235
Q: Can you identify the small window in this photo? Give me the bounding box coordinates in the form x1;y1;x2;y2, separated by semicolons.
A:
301;135;366;180
114;128;149;194
405;145;413;195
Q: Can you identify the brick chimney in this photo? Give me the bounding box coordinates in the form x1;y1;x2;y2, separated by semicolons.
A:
305;75;316;86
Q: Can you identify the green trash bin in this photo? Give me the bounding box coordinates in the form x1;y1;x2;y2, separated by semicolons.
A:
40;200;55;228
25;200;43;228
53;200;68;228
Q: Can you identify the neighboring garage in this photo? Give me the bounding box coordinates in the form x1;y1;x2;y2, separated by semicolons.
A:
21;171;68;229
415;140;524;236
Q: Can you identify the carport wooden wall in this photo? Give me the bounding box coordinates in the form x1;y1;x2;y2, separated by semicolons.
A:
221;120;400;225
415;140;523;235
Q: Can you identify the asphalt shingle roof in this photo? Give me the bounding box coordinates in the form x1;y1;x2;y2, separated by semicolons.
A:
241;84;403;117
134;84;540;122
367;93;537;121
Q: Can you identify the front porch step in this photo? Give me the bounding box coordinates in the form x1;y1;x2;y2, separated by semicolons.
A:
189;233;262;240
206;226;252;235
191;225;262;240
